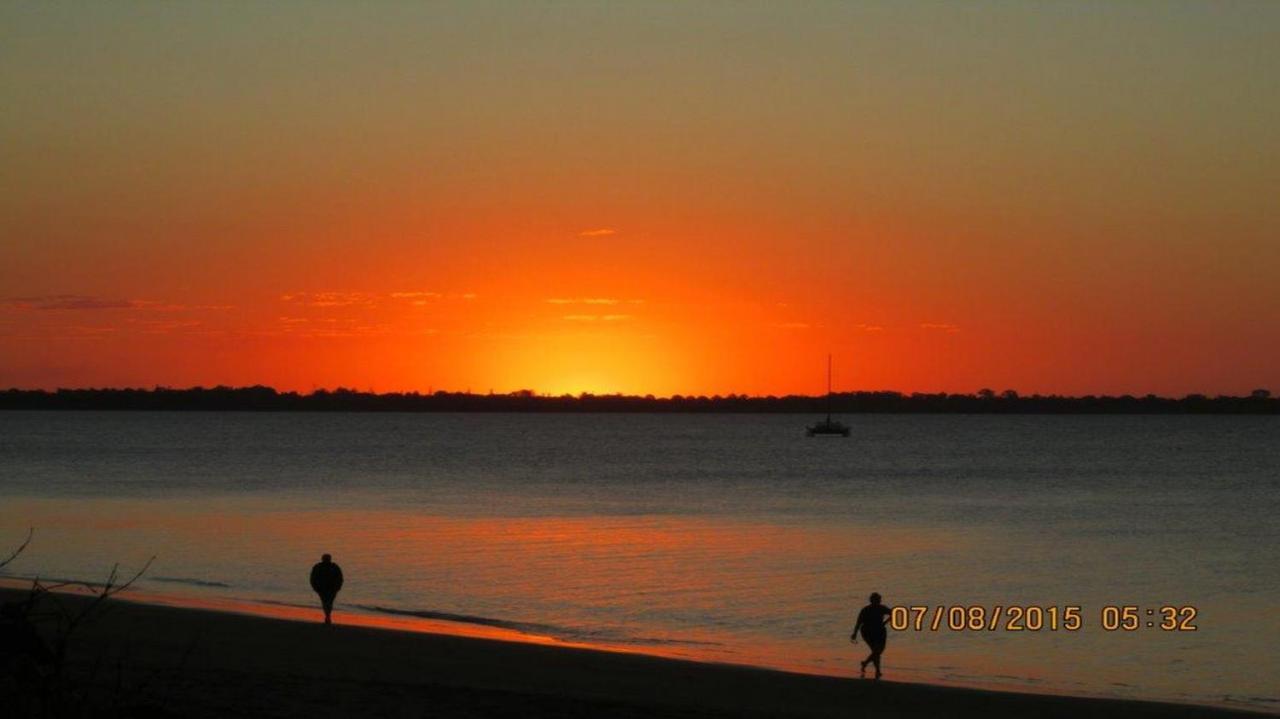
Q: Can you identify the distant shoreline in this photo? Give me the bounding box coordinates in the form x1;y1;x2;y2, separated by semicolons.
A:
2;386;1277;414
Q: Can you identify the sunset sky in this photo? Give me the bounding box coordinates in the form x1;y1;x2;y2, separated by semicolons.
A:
2;2;1277;397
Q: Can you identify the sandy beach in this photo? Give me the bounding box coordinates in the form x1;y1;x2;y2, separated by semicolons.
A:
1;587;1263;719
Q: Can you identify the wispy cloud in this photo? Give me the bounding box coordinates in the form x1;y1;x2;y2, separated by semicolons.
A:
282;291;473;307
66;325;119;336
921;322;960;333
855;323;884;332
546;297;643;306
264;317;394;338
126;318;204;334
3;295;142;311
577;228;616;237
134;300;234;312
1;295;230;312
309;324;391;338
547;297;622;305
390;291;442;300
280;292;378;308
392;291;443;307
563;314;632;322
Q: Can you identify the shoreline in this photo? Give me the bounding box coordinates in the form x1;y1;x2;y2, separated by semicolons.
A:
5;389;1278;415
1;585;1266;718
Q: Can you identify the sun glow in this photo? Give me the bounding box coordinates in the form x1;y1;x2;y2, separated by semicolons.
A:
488;330;675;398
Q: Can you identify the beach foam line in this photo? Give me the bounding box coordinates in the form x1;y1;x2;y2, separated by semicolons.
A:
151;575;231;588
354;603;722;647
354;603;560;635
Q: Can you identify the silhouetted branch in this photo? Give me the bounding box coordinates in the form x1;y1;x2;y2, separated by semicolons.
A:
44;556;156;665
1;537;159;716
0;527;33;570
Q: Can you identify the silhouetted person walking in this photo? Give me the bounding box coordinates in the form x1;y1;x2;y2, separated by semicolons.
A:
309;553;344;625
850;592;890;679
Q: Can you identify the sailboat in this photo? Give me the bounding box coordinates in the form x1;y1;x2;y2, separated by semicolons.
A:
806;354;851;437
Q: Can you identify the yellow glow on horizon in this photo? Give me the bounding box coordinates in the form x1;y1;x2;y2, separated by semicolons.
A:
488;329;672;398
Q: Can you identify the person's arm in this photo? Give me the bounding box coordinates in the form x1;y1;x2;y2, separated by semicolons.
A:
309;565;320;592
850;613;862;643
334;566;344;592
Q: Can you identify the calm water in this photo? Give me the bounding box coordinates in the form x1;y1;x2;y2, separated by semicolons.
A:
1;411;1277;711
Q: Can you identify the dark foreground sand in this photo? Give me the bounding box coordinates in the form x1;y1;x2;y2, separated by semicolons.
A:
1;588;1261;719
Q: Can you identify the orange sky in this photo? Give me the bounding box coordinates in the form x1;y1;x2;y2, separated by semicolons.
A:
2;3;1277;397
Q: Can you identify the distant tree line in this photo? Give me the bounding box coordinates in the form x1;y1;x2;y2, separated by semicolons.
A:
1;386;1276;413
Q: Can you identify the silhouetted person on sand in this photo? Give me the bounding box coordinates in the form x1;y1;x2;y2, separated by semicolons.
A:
850;592;890;679
309;553;344;625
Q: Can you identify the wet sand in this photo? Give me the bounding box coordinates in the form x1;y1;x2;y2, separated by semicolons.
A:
0;588;1262;718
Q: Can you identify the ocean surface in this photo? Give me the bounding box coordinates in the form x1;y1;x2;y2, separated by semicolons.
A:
1;411;1277;712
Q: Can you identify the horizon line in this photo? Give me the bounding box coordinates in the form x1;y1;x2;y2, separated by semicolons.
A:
3;385;1275;403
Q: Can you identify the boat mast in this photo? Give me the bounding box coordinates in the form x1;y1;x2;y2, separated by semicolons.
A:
826;354;832;422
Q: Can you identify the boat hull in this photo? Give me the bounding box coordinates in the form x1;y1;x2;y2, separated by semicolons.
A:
806;422;851;437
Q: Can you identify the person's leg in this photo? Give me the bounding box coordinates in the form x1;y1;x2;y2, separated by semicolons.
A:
321;595;334;624
864;637;885;678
